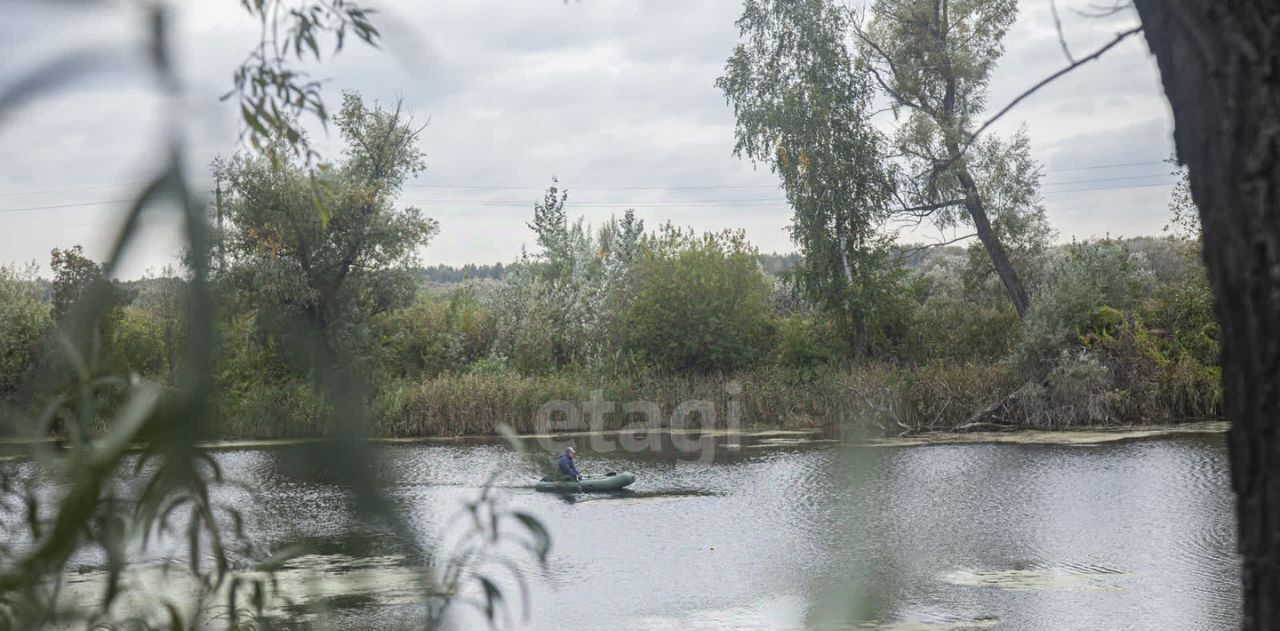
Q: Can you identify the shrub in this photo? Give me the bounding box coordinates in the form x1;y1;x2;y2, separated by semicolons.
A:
0;264;51;399
777;315;833;372
1016;239;1141;370
1013;349;1120;427
1140;255;1217;367
487;272;568;374
375;286;495;379
909;296;1020;362
1084;314;1221;420
110;307;167;378
487;206;645;374
619;225;773;373
468;353;512;376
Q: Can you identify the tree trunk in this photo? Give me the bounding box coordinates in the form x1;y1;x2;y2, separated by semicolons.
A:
932;3;1032;319
1132;2;1280;628
955;162;1031;318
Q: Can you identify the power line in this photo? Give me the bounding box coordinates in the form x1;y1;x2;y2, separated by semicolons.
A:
0;199;136;214
0;181;148;198
1042;181;1174;195
1044;159;1167;172
1043;172;1172;187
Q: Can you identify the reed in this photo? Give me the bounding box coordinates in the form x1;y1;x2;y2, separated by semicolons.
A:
207;360;1220;440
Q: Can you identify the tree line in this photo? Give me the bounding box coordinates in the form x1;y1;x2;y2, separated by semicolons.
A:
0;96;1219;435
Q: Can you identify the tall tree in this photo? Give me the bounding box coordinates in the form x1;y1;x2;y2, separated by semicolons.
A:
218;91;439;356
1130;2;1280;627
718;0;909;354
857;0;1048;318
49;245;107;322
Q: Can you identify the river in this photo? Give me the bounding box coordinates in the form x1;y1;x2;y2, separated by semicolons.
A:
49;430;1242;629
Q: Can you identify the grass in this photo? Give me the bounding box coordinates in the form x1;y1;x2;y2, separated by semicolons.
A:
204;360;1222;440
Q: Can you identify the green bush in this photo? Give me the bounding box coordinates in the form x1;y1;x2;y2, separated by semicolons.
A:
909;296;1020;362
488;273;565;375
1140;260;1217;367
1084;315;1221;420
619;226;773;373
109;307;167;378
375;287;495;379
777;315;833;371
0;265;51;399
1017;239;1141;370
468;353;513;376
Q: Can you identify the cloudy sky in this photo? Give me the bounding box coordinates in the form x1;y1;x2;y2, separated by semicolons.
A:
0;0;1172;278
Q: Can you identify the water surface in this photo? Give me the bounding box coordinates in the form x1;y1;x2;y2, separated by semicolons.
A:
48;432;1246;629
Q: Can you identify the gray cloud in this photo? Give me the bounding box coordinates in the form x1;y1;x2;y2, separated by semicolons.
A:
1;0;1177;276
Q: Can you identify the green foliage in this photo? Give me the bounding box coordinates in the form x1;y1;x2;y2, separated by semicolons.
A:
50;245;105;322
218;91;439;363
468;353;512;376
527;178;572;277
863;0;1017;125
229;0;381;158
0;264;51;400
1165;160;1200;241
961;130;1055;289
777;315;834;372
420;262;507;285
619;225;773;373
489;272;563;374
1017;240;1141;370
3;0;547;625
910;297;1019;362
110;307;167;377
860;0;1045;314
1004;235;1221;425
1083;316;1221;420
1141;262;1217;366
720;0;907;355
776;315;836;385
375;287;496;379
490;192;644;372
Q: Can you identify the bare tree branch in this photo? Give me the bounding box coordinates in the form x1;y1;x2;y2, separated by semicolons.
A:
1050;0;1076;62
950;25;1143;166
895;233;977;259
898;199;965;215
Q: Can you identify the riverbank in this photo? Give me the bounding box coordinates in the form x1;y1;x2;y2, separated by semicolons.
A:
208;362;1222;440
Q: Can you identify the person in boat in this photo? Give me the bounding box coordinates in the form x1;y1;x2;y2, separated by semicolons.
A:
557;446;582;481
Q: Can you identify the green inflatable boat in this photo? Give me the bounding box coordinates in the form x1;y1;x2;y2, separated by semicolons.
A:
536;471;636;493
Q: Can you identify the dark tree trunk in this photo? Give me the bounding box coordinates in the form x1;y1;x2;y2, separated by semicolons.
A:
954;161;1031;318
1133;2;1280;628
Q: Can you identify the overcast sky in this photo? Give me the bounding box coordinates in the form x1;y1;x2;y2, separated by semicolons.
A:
0;0;1172;278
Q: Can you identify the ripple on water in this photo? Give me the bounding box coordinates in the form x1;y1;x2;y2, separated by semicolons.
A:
941;562;1131;592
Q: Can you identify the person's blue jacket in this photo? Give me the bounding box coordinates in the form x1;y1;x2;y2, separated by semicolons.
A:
557;451;580;479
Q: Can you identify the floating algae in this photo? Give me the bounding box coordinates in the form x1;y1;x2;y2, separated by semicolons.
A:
747;436;841;449
53;554;428;629
864;421;1227;448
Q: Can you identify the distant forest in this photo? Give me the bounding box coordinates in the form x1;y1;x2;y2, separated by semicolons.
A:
420;252;802;286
